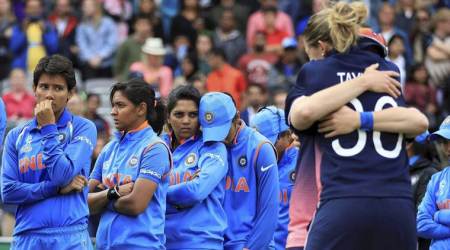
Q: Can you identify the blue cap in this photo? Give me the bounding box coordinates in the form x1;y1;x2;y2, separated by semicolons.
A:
282;37;297;49
250;106;289;145
199;92;237;142
429;116;450;141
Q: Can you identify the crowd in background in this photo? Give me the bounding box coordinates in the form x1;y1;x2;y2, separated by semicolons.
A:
0;0;448;238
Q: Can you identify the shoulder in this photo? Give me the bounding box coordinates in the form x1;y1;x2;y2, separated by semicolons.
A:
72;115;96;131
6;122;31;141
102;16;116;26
201;141;227;154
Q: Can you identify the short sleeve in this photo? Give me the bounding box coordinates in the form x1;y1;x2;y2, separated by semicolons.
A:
138;142;171;184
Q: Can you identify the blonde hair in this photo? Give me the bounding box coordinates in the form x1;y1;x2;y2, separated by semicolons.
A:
304;1;368;53
432;8;450;30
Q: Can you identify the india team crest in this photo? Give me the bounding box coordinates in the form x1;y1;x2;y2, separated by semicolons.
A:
204;112;214;123
58;133;66;142
185;153;197;166
238;156;247;167
128;156;139;167
289;171;296;183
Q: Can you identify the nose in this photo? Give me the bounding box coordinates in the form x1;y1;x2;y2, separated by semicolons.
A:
110;106;118;116
181;115;190;124
45;89;55;100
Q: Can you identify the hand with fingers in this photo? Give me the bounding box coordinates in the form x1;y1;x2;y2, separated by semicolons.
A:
318;106;360;138
59;175;88;194
35;100;56;127
361;63;402;98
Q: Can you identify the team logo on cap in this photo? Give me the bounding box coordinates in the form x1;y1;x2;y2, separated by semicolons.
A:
290;171;296;183
58;133;66;142
185;153;197;166
205;112;214;123
238;156;247;167
128;156;139;167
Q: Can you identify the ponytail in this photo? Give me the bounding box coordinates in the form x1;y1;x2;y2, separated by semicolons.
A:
149;99;166;135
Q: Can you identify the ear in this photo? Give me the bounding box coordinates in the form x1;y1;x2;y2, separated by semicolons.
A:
137;102;148;117
67;91;73;102
317;40;331;55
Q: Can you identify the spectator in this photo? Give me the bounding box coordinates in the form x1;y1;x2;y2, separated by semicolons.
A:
246;0;294;48
85;93;110;140
240;83;268;125
66;90;85;116
191;75;207;96
76;0;118;80
272;86;288;110
173;52;203;88
196;33;213;75
48;0;78;65
387;34;407;89
10;0;58;73
209;0;250;34
129;37;173;98
277;0;300;25
169;34;192;75
2;68;35;124
114;15;153;81
135;0;164;40
170;0;200;45
394;0;415;35
103;0;133;43
260;6;289;55
212;9;246;65
268;37;302;90
424;7;450;88
206;47;247;109
376;2;413;63
238;31;278;86
404;63;439;128
0;0;15;81
411;8;433;64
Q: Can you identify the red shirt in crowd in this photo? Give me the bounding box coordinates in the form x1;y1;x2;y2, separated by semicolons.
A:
3;91;36;120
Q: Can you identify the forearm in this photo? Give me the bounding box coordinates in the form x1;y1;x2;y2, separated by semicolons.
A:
290;77;367;130
373;107;428;138
88;190;109;215
112;195;140;216
2;180;58;205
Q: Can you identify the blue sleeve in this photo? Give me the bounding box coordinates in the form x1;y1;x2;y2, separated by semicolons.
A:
0;99;7;147
90;145;109;182
417;173;450;239
76;25;94;62
41;120;97;186
435;210;450;227
167;142;228;206
1;129;59;205
97;19;118;59
43;23;59;54
9;25;27;54
138;142;171;184
245;142;279;249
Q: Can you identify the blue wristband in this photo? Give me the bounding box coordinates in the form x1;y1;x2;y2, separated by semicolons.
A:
360;112;374;131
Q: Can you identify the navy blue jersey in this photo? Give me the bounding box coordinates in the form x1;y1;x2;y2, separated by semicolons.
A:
286;47;411;201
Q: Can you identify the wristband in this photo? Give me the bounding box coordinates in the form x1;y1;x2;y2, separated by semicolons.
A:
107;185;121;200
360;112;374;131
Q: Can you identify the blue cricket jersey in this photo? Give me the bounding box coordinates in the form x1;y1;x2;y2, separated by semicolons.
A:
1;109;97;235
0;98;7;147
286;46;411;201
162;133;228;250
274;146;298;250
417;166;450;249
224;121;279;250
90;123;171;250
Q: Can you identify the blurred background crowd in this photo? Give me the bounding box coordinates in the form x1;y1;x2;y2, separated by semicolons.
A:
0;0;448;237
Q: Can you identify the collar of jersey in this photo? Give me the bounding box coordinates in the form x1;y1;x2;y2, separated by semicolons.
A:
30;108;72;130
167;131;199;150
280;145;298;165
114;121;153;141
232;119;246;146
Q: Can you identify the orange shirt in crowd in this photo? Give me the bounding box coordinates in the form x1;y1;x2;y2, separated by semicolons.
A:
206;64;247;109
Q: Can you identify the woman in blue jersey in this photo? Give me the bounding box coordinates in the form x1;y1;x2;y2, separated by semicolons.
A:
87;78;171;250
250;106;298;250
1;55;97;250
417;116;450;250
286;2;429;250
163;85;228;249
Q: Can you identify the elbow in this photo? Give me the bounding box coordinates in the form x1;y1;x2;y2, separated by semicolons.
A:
126;201;147;216
290;106;314;131
410;108;429;135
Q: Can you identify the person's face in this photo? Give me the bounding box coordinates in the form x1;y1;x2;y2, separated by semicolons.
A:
263;11;276;28
168;99;199;141
247;86;265;108
207;54;220;70
283;49;297;62
413;66;428;84
260;0;277;8
134;18;152;38
437;138;450;159
274;131;293;155
9;69;27;92
67;94;84;116
82;0;97;18
196;35;212;55
389;37;405;57
192;79;206;95
416;10;430;32
181;58;194;76
34;73;72;117
254;33;267;48
26;0;42;18
56;0;71;16
87;95;100;113
140;0;155;13
184;0;197;8
378;5;395;26
220;11;235;32
110;91;146;132
274;92;287;110
146;54;162;67
0;0;11;15
436;17;450;35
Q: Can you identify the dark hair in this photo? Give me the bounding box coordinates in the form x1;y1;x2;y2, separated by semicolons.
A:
210;47;227;61
167;85;201;114
33;54;76;91
87;92;101;104
387;34;404;47
110;78;166;135
262;6;278;15
407;63;429;83
183;52;199;80
247;83;267;94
